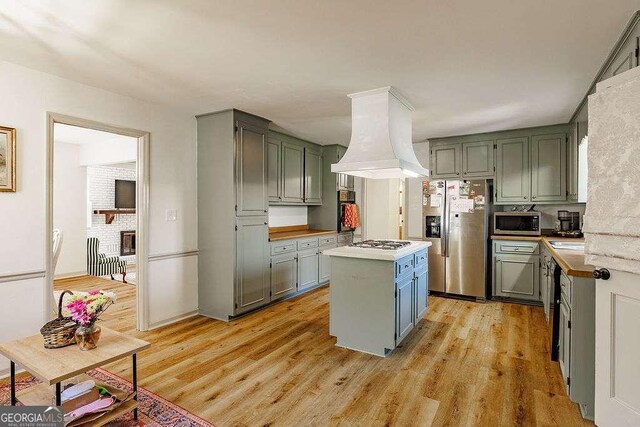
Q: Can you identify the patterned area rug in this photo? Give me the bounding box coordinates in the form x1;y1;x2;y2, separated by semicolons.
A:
0;368;213;427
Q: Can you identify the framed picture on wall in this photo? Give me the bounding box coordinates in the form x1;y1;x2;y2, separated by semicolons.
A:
0;126;16;192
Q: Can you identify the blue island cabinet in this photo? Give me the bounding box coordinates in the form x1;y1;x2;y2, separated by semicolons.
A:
326;244;430;357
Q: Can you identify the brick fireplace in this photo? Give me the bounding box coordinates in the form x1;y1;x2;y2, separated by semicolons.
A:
120;230;136;256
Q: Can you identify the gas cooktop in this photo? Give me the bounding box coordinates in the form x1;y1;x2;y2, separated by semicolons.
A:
350;240;412;250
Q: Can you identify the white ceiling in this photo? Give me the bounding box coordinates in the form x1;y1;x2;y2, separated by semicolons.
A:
2;1;639;144
54;123;136;145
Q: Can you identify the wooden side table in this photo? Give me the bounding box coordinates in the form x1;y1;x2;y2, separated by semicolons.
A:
0;327;150;423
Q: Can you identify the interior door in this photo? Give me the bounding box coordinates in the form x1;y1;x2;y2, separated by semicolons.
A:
595;269;640;425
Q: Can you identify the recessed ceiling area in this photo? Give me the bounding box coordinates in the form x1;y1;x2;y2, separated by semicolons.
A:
2;1;638;144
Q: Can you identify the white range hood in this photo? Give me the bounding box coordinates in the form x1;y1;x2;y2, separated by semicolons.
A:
331;86;429;179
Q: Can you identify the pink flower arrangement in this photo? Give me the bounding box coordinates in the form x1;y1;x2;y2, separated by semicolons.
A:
65;291;116;327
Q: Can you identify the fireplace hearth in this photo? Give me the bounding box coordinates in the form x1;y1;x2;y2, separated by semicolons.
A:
120;230;136;256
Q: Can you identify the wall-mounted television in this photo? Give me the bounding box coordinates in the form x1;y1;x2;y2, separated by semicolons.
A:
115;179;136;209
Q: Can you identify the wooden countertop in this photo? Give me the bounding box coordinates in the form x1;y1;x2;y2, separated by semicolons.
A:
269;225;337;242
491;235;595;278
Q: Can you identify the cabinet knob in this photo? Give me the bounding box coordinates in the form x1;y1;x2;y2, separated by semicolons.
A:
593;268;611;280
523;196;528;200
532;196;536;200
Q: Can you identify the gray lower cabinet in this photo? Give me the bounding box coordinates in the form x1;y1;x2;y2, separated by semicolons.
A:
267;138;282;203
493;240;540;302
298;248;320;290
495;137;531;204
430;143;461;178
462;140;494;178
319;243;336;284
270;252;297;300
236;217;270;314
304;147;323;204
558;295;571;389
531;134;567;202
395;273;414;343
414;263;428;322
236;119;269;216
281;141;305;204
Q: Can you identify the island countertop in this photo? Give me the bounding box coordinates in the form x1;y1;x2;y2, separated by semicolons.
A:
323;240;431;261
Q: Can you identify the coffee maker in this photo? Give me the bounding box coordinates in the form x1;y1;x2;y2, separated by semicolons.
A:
554;210;582;237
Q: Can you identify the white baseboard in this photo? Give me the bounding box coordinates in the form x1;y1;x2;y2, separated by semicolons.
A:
147;310;199;330
54;271;88;279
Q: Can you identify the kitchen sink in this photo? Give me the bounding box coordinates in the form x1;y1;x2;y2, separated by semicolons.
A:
549;241;585;251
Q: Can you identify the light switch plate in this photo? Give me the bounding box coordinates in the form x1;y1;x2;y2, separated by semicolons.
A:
166;209;177;221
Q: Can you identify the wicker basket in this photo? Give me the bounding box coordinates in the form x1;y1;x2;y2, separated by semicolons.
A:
40;290;78;349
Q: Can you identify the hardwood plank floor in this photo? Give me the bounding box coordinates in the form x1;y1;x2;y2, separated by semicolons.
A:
52;276;592;426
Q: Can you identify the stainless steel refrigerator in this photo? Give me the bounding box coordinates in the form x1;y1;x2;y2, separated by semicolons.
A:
422;179;489;299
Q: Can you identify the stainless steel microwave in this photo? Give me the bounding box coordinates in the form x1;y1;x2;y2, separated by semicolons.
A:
494;211;541;236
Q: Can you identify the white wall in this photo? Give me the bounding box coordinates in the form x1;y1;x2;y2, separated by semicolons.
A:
79;138;136;166
0;60;198;372
364;178;401;240
53;142;87;277
268;206;308;227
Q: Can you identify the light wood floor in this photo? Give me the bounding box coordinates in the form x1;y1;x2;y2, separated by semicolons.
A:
53;276;592;426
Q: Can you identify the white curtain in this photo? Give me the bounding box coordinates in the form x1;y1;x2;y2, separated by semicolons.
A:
583;66;640;274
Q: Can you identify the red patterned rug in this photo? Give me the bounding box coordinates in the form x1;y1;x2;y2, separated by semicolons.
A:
1;368;213;427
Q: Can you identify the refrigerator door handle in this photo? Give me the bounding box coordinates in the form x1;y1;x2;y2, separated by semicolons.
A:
443;191;449;257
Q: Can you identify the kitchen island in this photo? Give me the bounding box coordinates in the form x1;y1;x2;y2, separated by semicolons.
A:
323;240;431;357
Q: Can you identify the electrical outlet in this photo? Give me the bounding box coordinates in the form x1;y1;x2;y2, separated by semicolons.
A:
166;209;177;221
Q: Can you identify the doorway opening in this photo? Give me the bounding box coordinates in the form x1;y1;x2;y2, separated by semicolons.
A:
46;114;150;331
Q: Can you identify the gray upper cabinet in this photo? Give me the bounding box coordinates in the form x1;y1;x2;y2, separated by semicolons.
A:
462;140;494;178
567;130;578;202
601;30;639;81
236;216;270;314
496;137;530;204
298;248;319;290
236;120;268;216
430;143;461;178
270;252;297;300
530;134;567;202
281;141;305;204
267;138;282;203
304;147;323;204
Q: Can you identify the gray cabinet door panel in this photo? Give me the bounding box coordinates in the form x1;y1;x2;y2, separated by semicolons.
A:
431;144;461;178
531;134;567;202
304;147;323;204
236;120;268;216
298;248;319;290
281;142;305;203
567;130;578;202
415;268;428;322
236;217;270;314
558;297;571;392
396;275;414;344
319;244;336;284
494;254;540;301
270;252;297;300
462;140;494;178
496;137;530;203
267;139;282;203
